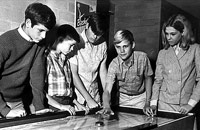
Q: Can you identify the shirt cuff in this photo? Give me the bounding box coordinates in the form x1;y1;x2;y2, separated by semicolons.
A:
188;99;197;107
150;100;157;106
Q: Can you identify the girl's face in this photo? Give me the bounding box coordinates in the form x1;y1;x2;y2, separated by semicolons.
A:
57;39;76;55
165;26;182;46
114;40;134;61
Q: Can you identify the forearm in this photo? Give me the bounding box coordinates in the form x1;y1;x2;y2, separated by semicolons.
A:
102;82;113;108
103;91;111;108
99;58;108;89
46;94;61;109
144;76;153;103
73;99;79;106
73;76;94;101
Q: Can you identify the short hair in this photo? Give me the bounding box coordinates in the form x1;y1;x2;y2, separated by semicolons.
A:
162;14;194;50
25;2;56;30
50;24;80;50
87;13;108;36
114;29;134;45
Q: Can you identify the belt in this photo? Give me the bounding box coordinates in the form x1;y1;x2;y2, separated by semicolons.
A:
51;95;73;105
120;91;144;96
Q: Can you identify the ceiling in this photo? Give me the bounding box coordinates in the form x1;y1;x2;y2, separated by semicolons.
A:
166;0;200;19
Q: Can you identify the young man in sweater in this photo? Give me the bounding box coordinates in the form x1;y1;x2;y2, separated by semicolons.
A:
0;2;56;118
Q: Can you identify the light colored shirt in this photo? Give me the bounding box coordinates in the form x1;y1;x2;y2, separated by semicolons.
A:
47;51;73;97
69;29;107;103
106;51;153;95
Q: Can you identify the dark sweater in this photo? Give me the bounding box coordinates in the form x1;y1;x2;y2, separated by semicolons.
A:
0;28;46;116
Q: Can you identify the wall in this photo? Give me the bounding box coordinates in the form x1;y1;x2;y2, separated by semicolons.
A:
0;0;96;35
109;0;162;70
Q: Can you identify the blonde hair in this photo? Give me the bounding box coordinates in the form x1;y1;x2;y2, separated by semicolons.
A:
114;29;134;44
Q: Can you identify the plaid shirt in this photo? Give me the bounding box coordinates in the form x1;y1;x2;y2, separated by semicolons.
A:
47;50;73;97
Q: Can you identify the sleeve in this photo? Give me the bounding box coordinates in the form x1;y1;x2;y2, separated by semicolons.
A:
151;51;164;101
45;56;51;93
0;40;11;117
189;44;200;104
30;46;46;111
106;60;117;85
144;54;153;77
102;41;108;60
69;55;78;65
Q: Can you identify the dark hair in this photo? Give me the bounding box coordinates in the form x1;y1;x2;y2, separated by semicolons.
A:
162;14;194;50
87;13;108;36
49;24;80;51
25;2;56;30
114;29;135;45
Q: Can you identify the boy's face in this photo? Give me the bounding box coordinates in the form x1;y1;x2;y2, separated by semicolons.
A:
114;40;134;61
85;26;101;44
26;19;49;43
57;39;76;55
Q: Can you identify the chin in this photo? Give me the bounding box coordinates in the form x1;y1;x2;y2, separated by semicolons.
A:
120;56;127;60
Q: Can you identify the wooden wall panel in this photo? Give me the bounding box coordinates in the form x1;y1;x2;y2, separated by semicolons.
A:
109;0;162;70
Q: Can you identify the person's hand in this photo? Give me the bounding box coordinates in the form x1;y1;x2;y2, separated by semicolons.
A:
35;108;54;115
143;102;154;116
60;105;76;115
150;105;157;116
96;107;114;115
6;108;26;118
75;103;89;115
179;104;193;114
86;99;99;109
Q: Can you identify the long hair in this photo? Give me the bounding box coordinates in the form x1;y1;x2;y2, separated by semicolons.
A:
161;14;195;50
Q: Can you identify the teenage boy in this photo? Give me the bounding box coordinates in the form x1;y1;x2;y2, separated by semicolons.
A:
0;2;56;118
100;29;153;116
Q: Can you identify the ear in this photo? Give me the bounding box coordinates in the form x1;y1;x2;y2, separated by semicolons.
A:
182;31;184;36
25;19;32;28
132;42;135;49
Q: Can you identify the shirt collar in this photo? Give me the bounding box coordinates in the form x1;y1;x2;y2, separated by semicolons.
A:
50;50;66;61
18;23;34;42
173;44;181;55
81;29;88;43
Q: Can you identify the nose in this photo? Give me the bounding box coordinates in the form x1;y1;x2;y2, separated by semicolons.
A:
41;32;46;39
167;34;171;40
120;47;125;53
